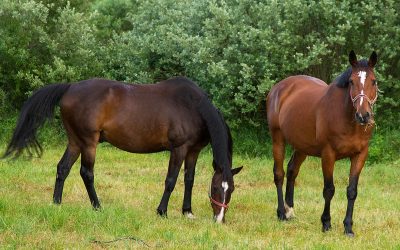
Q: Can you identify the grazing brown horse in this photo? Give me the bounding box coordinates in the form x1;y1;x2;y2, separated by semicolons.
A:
266;51;378;236
4;76;242;222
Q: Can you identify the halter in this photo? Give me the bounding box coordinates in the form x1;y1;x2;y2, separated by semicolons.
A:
349;84;378;108
208;182;229;209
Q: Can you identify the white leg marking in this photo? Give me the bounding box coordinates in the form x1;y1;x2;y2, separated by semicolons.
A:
184;212;196;219
284;202;295;219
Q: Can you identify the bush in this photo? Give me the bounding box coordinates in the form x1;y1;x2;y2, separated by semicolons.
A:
97;0;400;127
0;0;399;161
0;0;102;105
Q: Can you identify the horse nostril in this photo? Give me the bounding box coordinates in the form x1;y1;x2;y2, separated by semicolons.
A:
363;113;370;122
355;112;365;124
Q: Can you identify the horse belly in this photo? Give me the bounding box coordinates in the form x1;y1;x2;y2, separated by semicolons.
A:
279;100;321;156
282;125;321;156
102;125;169;153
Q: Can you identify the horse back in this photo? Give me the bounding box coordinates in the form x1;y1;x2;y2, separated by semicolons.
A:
60;78;208;152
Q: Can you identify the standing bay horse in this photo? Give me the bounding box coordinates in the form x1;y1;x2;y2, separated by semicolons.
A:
4;76;242;223
266;51;378;236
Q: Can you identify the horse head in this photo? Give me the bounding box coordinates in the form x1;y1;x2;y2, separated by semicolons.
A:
209;165;243;223
348;50;378;125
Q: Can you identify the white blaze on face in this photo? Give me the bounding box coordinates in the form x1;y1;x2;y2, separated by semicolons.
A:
358;71;367;86
359;90;364;105
357;71;367;106
222;181;229;192
215;181;229;223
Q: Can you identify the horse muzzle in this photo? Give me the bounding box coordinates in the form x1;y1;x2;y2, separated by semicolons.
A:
355;112;373;125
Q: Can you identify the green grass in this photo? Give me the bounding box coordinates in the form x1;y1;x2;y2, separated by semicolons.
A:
0;144;399;249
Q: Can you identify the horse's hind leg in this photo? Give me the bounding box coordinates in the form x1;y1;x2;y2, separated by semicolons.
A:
53;144;80;204
271;129;287;220
284;151;306;219
182;148;201;218
80;146;101;209
157;146;187;217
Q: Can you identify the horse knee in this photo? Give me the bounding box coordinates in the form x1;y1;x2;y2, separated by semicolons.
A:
323;185;335;200
273;164;285;185
346;186;357;200
56;164;71;181
184;177;194;186
286;164;296;181
80;166;94;183
165;177;177;192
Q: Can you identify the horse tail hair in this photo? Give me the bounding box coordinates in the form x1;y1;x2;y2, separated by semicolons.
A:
197;96;232;179
3;83;71;158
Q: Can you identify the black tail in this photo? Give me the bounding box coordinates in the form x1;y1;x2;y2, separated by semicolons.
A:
3;83;71;158
197;96;232;179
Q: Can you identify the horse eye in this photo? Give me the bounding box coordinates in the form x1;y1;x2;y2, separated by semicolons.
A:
372;80;377;85
349;79;353;85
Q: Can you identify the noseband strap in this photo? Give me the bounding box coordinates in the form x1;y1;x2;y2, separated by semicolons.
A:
208;193;229;209
208;182;229;209
349;86;378;108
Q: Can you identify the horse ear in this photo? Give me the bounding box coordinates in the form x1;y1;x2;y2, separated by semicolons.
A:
231;166;243;176
349;50;357;67
368;51;377;68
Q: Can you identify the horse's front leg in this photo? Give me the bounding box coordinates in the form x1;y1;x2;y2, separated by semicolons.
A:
321;149;336;232
157;147;186;217
343;148;368;237
182;149;201;219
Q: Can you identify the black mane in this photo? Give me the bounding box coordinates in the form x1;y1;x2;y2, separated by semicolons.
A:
334;59;369;88
197;96;233;180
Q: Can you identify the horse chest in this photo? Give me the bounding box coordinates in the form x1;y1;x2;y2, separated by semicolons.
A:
330;133;371;157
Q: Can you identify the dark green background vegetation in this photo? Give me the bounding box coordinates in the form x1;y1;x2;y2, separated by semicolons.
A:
0;0;399;161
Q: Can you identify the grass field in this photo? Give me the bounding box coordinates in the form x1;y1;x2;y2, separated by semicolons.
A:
0;144;399;249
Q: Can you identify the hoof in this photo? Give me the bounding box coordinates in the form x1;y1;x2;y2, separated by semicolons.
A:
277;209;288;221
93;206;102;211
92;203;102;211
183;212;196;219
344;229;355;237
322;223;332;232
157;209;168;218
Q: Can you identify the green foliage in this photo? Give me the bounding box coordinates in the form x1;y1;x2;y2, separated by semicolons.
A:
368;129;400;163
1;0;399;126
0;0;102;104
0;0;399;159
95;0;399;127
